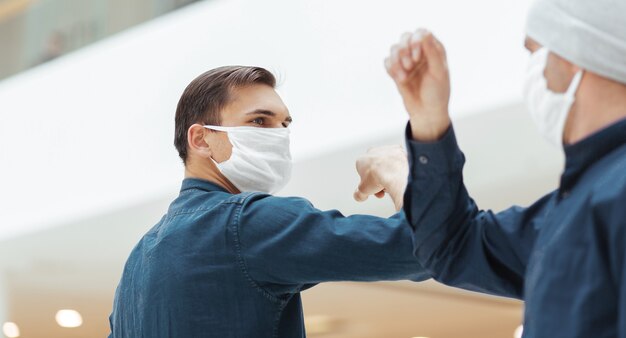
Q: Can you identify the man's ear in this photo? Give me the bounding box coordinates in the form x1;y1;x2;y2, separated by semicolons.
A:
187;124;213;160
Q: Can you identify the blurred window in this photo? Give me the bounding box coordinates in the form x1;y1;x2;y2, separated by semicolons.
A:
0;0;202;80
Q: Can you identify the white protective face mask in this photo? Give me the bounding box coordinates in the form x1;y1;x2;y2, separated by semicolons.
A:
203;125;292;194
523;47;584;147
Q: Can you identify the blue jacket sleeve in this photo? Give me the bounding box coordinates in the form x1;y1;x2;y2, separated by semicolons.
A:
404;123;548;299
594;183;626;337
617;243;626;338
235;193;429;293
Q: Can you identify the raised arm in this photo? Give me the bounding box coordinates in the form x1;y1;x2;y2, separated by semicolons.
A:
355;29;547;299
405;123;551;298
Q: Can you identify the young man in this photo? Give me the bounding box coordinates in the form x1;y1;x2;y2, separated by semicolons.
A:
355;0;626;336
108;66;428;337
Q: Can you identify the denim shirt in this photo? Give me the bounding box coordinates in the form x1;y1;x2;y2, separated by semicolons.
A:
403;118;626;337
109;179;428;338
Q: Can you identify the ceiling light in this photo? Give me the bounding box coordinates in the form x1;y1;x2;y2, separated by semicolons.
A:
514;325;524;338
304;315;339;335
55;309;83;328
2;322;20;338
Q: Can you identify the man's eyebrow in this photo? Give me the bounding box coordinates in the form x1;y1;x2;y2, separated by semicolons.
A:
247;109;293;122
247;109;276;117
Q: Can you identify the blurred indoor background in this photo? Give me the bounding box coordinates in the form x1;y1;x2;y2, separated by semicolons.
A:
0;0;562;337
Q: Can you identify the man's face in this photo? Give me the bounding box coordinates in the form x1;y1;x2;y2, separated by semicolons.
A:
204;84;292;163
524;36;579;93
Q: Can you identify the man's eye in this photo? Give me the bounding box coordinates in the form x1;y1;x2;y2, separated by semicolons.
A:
251;118;265;125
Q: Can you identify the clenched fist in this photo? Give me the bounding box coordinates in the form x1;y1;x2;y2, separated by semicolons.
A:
353;145;409;211
386;29;452;141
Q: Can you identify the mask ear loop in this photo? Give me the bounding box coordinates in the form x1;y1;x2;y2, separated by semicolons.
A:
565;70;584;99
555;70;584;146
202;125;225;165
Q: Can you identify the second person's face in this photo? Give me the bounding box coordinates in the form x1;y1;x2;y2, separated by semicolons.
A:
524;36;580;93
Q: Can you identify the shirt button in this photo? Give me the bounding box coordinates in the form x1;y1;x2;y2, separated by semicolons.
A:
562;190;570;198
419;155;429;164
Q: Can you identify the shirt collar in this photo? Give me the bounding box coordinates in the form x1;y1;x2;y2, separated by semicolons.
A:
180;178;230;193
561;117;626;192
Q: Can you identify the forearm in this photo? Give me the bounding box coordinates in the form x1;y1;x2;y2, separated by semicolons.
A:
239;195;430;293
404;123;526;298
409;111;451;142
403;122;466;263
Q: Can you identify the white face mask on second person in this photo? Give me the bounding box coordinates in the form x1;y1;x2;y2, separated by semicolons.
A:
203;125;292;194
523;47;584;147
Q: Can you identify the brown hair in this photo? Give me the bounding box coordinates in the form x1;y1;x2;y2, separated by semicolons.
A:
174;66;276;164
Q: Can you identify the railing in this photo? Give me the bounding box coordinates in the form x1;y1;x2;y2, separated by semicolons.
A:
0;0;202;80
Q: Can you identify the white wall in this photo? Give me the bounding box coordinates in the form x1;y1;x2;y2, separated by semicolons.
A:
0;0;536;240
0;274;7;332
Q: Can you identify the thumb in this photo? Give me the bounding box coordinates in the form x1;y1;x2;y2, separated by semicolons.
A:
354;177;383;203
421;32;447;79
354;189;369;202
